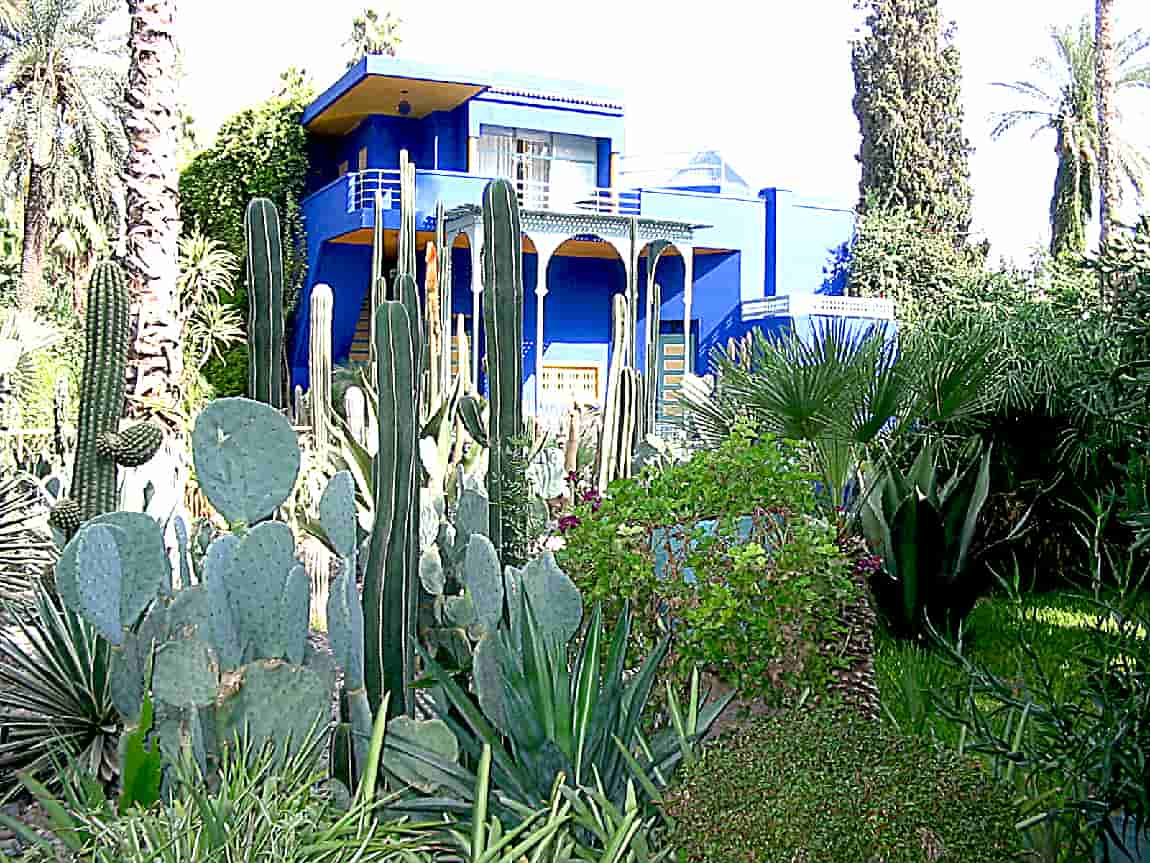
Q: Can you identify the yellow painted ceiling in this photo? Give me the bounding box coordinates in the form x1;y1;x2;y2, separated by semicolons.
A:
307;77;485;135
329;229;730;259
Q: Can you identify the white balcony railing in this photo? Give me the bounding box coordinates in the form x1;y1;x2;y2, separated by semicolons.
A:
346;169;641;216
742;294;896;321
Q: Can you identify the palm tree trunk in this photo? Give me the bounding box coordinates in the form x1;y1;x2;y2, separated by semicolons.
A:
18;163;49;312
1096;0;1119;253
122;0;183;422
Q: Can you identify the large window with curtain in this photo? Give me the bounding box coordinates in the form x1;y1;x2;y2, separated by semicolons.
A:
477;126;598;209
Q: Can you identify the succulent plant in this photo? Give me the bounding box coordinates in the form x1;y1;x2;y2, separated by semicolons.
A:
51;262;162;535
244;198;286;410
309;283;334;453
597;294;639;489
55;398;343;779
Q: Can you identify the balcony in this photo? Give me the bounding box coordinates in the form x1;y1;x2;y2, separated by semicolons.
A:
344;168;642;217
742;294;896;321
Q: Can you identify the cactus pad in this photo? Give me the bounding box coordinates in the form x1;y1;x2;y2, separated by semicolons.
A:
192;398;300;526
153;639;219;709
462;534;503;632
75;524;123;644
97;423;163;467
522;552;582;644
318;471;357;558
214;661;331;761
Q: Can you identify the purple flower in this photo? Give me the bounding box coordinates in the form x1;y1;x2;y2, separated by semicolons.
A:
558;514;581;533
580;488;603;512
566;471;579;484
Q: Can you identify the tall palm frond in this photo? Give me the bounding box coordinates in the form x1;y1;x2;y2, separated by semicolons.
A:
990;17;1150;255
0;0;125;309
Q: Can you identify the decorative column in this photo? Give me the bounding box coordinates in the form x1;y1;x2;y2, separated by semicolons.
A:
682;245;695;375
529;234;564;415
466;222;484;392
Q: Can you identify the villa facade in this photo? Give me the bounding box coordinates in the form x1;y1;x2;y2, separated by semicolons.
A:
291;57;894;422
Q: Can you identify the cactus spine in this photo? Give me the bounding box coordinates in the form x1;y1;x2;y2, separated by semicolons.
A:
481;179;524;560
309;284;333;452
244;199;285;409
53;261;161;533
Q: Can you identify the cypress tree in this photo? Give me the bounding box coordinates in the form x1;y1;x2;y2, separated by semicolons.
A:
852;0;974;240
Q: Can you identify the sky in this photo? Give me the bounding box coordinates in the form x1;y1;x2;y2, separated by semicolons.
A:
174;0;1150;265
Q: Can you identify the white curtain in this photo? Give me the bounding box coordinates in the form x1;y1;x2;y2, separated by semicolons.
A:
478;127;516;181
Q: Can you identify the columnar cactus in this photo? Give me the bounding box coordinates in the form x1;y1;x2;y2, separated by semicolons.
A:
363;301;418;720
369;192;386;365
597;293;635;490
435;200;452;398
398;150;417;288
245;198;286;410
51;261;161;535
644;282;663;434
425;240;442;411
309;284;334;453
481;179;524;559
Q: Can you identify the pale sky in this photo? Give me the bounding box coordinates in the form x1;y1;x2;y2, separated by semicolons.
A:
174;0;1150;265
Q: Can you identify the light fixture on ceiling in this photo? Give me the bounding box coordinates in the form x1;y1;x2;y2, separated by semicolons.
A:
397;99;412;116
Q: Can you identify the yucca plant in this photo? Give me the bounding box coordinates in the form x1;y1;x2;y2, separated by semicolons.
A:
0;584;119;787
0;471;56;615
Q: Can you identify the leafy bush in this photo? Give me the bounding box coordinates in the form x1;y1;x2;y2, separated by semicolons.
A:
665;708;1022;863
557;430;859;705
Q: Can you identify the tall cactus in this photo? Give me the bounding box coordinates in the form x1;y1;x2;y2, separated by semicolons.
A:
245;198;285;409
369;191;386;365
597;293;638;490
481;179;524;561
51;261;161;535
425;240;441;411
309;284;334;452
363;301;418;720
644;282;663;434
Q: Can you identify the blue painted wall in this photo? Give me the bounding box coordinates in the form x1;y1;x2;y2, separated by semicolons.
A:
761;188;855;297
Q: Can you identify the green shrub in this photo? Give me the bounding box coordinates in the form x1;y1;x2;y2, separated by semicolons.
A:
665;709;1022;863
557;430;859;706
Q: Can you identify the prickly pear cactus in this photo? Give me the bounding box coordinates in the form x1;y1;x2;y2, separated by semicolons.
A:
54;396;348;780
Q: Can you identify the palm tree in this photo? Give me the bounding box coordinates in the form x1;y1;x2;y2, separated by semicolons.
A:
122;0;182;422
0;0;124;312
991;17;1150;258
344;7;400;67
1096;0;1119;250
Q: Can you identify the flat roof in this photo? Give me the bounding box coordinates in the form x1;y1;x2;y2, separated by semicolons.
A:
304;56;625;135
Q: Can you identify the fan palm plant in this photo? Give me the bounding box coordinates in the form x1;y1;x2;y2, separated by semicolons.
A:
0;583;119;787
0;0;125;312
990;17;1150;258
679;316;1002;506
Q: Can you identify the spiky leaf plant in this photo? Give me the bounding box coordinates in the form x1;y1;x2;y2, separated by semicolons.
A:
0;472;56;616
0;584;119;787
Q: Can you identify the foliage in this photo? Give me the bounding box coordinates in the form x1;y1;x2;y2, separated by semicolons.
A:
0;471;55;614
933;594;1150;862
179;70;312;396
678;317;1002;504
177;228;244;410
558;430;860;705
664;707;1022;863
397;598;729;823
5;731;435;863
845;202;989;322
344;7;401;67
990;17;1150;257
851;0;973;240
0;0;126;310
860;439;992;639
0;582;119;788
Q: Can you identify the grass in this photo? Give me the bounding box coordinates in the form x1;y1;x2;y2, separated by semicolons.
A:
875;589;1140;747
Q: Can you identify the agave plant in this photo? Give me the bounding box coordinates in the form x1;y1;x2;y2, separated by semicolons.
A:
0;471;56;614
859;439;993;639
0;584;119;787
385;599;731;827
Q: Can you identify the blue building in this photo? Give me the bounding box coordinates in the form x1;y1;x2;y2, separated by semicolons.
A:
292;56;893;424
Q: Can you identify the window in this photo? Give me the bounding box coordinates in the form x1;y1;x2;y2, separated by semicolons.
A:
540;362;603;407
476;126;598;209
